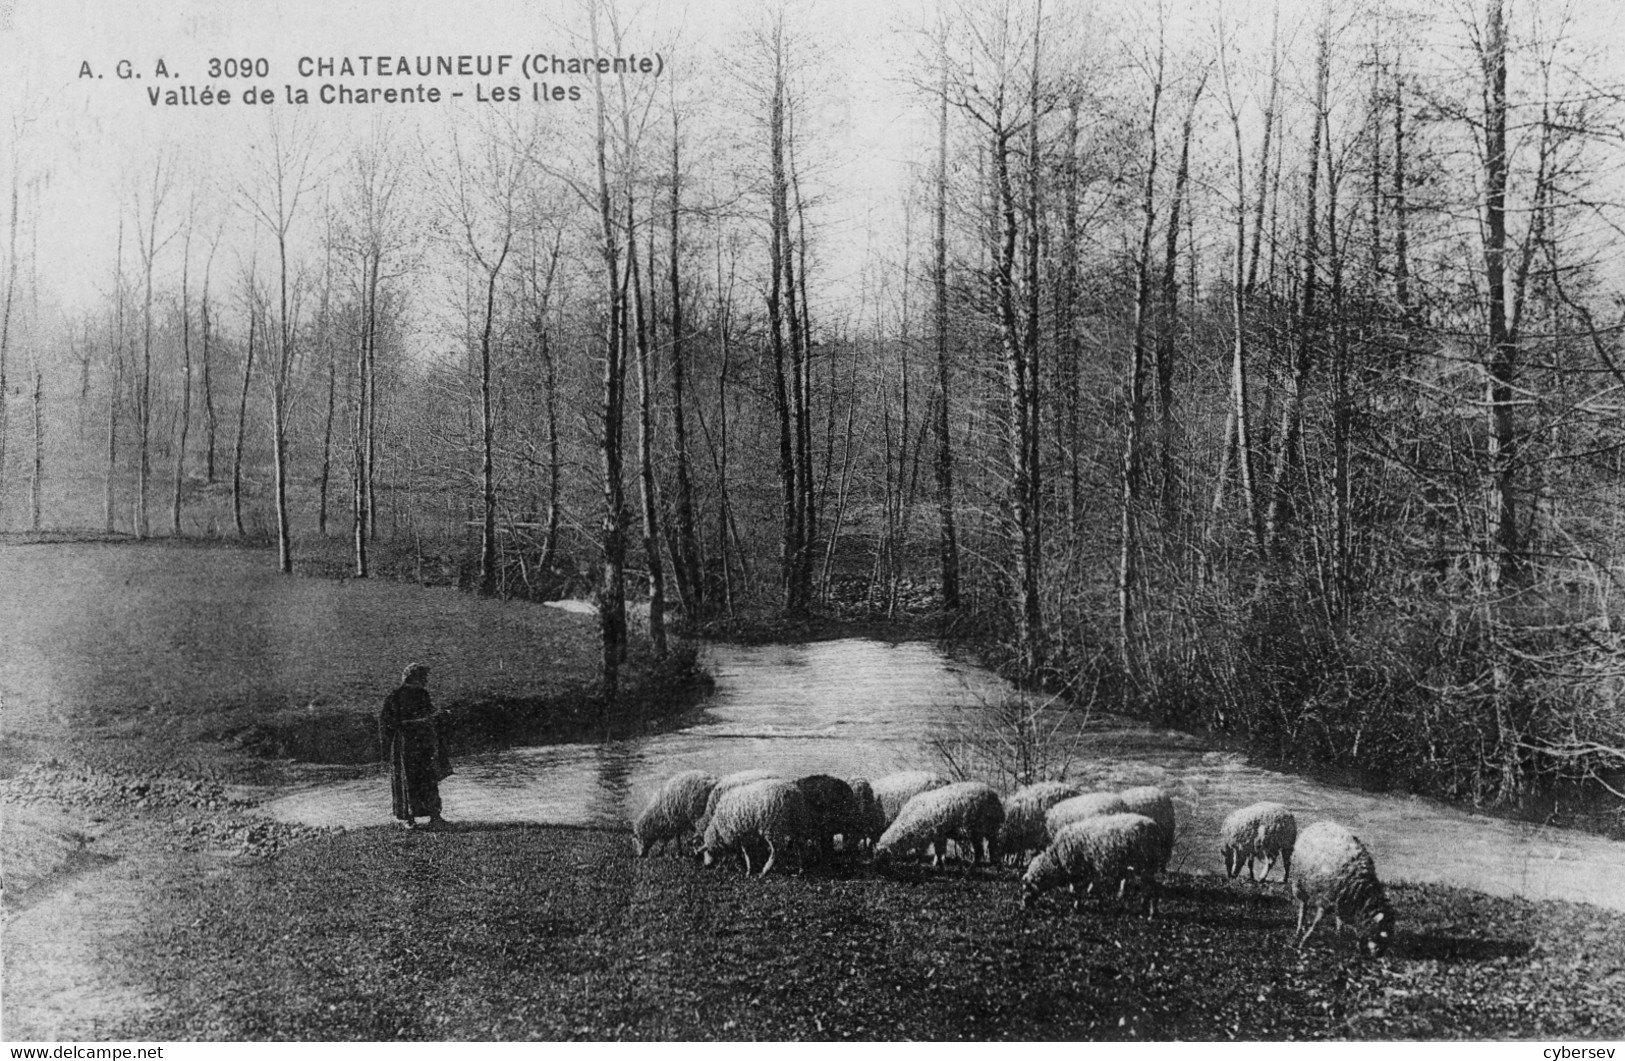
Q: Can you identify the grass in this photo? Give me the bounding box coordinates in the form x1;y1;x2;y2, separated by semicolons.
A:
97;827;1625;1041
0;537;699;782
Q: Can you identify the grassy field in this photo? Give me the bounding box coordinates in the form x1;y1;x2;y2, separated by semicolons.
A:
60;828;1625;1041
0;537;695;780
3;537;1624;1042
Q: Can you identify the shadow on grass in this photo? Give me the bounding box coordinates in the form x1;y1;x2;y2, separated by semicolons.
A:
1397;934;1531;963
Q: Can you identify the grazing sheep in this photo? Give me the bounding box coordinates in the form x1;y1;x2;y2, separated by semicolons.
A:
1119;785;1176;872
632;769;718;857
874;781;1004;866
847;778;886;851
996;780;1082;864
692;768;781;840
1291;820;1396;957
1022;812;1164;916
794;774;862;857
700;778;816;876
872;770;952;830
1219;801;1298;883
1044;791;1131;846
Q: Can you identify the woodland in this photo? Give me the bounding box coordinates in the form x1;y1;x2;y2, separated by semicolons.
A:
4;0;1625;820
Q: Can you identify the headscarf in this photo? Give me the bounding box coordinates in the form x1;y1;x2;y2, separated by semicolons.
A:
401;663;431;687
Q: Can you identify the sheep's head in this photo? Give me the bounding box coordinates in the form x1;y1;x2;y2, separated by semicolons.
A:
1362;906;1396;957
631;837;648;858
1020;878;1042;909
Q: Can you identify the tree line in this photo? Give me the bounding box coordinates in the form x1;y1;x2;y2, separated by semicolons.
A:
3;0;1624;811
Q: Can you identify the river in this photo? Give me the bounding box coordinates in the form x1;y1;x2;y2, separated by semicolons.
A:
264;637;1625;912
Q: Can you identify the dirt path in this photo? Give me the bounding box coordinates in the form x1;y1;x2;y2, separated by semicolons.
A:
4;813;169;1039
2;770;335;1040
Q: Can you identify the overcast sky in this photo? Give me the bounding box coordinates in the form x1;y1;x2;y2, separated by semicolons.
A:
5;0;1625;331
1;0;936;320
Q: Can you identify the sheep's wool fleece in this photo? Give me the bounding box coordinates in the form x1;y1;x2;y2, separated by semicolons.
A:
1120;785;1176;868
998;781;1082;854
1221;802;1296;853
1292;820;1386;916
876;781;1003;857
703;779;814;854
1025;812;1163;896
696;768;781;832
1045;791;1131;839
633;770;717;851
872;770;952;826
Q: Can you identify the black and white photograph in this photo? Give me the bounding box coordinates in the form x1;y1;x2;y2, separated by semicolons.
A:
2;0;1624;1044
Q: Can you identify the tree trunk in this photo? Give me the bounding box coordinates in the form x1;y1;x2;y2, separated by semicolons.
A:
765;32;801;615
1393;65;1411;317
272;240;293;575
590;3;628;721
1156;73;1205;530
29;362;42;530
0;167;16;526
1481;0;1519;586
202;293;216;483
1121;55;1162;699
666;110;703;617
477;259;501;597
630;200;667;656
234;304;256;539
933;61;962;610
171;227;193;536
1265;16;1329;550
993;122;1040;678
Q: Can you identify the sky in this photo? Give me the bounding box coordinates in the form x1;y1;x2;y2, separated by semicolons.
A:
6;0;1625;333
0;0;934;325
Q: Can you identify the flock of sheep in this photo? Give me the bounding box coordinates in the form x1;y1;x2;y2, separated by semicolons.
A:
632;768;1397;958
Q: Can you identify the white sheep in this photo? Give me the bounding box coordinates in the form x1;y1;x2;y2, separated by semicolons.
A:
1218;801;1298;883
996;780;1081;864
692;768;781;840
1021;812;1164;916
1291;821;1396;957
1043;791;1131;845
874;781;1005;866
700;778;816;876
847;777;886;851
631;769;718;857
1119;785;1176;872
871;770;951;830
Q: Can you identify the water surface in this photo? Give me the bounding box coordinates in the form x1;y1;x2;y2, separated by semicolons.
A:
264;638;1625;912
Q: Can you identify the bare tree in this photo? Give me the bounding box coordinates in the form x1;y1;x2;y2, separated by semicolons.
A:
436;117;532;596
338;120;414;577
131;151;178;539
237;112;319;573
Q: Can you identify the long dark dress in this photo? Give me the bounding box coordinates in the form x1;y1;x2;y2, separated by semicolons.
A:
380;684;451;821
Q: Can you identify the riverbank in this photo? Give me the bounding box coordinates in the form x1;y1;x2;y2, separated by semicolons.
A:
4;538;1624;1041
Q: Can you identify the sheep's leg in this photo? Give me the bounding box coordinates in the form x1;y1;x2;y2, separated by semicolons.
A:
1298;905;1326;949
1281;851;1292;882
741;846;755;875
1262;854;1277;882
759;839;778;877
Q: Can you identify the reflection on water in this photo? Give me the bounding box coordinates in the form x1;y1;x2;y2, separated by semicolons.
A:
264;638;1625;912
